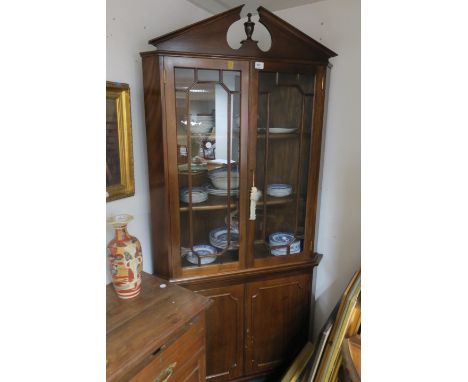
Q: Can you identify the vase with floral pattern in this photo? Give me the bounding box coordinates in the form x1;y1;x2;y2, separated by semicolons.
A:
107;214;143;299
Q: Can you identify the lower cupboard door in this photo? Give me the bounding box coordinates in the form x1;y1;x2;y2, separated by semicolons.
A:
193;284;244;381
245;273;311;375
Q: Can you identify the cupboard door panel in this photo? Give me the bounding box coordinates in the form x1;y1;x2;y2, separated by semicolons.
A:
245;273;311;374
193;284;244;381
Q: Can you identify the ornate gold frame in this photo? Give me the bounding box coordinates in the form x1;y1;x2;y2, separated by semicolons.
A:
106;81;135;202
281;342;315;382
314;270;361;381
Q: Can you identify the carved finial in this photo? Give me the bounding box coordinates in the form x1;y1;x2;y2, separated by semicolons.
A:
243;13;255;41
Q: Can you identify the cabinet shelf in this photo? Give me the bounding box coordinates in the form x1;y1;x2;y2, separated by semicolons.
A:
179;194;295;212
179;195;238;211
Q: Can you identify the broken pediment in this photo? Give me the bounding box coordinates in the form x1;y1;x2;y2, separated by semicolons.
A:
148;5;337;62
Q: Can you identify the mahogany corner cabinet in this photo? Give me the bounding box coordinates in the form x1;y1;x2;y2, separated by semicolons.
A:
140;5;336;381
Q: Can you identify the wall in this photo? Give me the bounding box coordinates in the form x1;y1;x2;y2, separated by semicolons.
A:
276;0;361;336
106;0;211;283
106;0;361;338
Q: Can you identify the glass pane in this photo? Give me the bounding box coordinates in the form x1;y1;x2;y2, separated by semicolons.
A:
197;69;220;82
254;71;314;259
222;70;241;92
175;68;194;90
277;72;315;94
174;67;242;268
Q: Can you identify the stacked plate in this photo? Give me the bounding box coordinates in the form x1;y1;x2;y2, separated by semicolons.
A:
180;187;208;203
267;184;292;197
205;183;239;197
183;245;218;265
208;167;240;190
209;227;239;249
268;232;301;256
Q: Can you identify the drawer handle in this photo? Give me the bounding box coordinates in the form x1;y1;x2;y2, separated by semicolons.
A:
155;362;176;382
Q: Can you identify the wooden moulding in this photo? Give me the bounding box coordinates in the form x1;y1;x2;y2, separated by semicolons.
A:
173;253;322;288
144;6;336;62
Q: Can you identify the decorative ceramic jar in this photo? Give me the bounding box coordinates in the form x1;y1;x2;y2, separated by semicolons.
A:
107;214;143;299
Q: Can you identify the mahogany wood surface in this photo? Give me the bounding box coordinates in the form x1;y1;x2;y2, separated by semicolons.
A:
140;6;335;381
245;272;311;375
192;284;245;381
142;54;172;279
106;272;211;381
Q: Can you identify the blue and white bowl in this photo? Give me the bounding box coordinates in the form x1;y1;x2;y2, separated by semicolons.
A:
267;184;292;197
269;232;301;256
185;244;218;265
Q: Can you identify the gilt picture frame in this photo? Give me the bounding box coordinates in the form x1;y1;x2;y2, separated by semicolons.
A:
314;270;361;382
106;81;135;202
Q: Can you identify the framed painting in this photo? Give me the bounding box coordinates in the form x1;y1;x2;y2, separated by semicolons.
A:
106;81;135;202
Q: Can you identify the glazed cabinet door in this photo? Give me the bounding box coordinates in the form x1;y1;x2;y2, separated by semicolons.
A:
191;284;244;381
248;62;327;267
245;273;311;375
163;56;250;278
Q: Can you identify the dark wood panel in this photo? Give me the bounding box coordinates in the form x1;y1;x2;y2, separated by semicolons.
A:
304;65;327;253
245;273;311;375
191;284;245;381
142;54;172;279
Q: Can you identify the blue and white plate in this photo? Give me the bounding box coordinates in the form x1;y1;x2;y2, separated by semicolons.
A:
184;244;218;265
180;187;208;203
268;232;301;256
209;227;239;249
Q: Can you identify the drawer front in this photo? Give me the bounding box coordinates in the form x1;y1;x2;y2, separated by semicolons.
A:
130;314;206;382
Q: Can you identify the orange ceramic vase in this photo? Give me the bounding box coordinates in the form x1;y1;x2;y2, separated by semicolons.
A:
107;214;143;299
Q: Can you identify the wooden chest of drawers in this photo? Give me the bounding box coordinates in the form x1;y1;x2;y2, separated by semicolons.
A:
107;272;211;382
